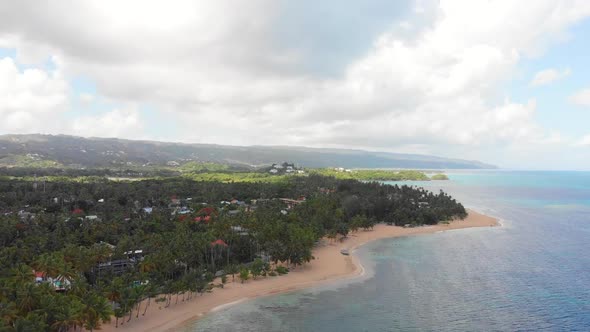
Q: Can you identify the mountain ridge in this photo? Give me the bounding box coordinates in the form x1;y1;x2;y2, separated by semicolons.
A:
0;134;497;169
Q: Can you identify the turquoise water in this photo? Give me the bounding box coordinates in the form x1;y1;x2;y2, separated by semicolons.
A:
188;171;590;331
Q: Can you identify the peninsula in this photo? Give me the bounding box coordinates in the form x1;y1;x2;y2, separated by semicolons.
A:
101;210;498;331
0;170;491;331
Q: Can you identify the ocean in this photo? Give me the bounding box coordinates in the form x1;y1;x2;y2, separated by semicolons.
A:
187;171;590;331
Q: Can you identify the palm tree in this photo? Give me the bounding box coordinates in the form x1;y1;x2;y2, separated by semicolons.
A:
0;301;18;327
54;259;77;291
12;312;48;332
142;282;158;316
15;282;39;313
9;264;34;287
50;295;84;332
91;243;113;281
138;257;156;274
125;289;138;323
33;253;60;279
106;278;123;303
133;285;146;319
226;264;239;282
81;293;113;332
114;308;126;328
239;268;250;284
63;245;94;274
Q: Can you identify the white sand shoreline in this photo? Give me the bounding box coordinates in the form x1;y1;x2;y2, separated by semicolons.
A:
100;209;499;332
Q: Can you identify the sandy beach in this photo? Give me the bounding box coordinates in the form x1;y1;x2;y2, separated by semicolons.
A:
100;209;499;332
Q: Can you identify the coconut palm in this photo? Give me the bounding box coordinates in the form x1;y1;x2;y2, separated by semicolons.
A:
142;282;158;316
50;295;84;332
8;264;34;287
15;282;40;313
114;308;126;328
0;301;18;327
81;292;113;332
12;312;48;332
32;253;60;279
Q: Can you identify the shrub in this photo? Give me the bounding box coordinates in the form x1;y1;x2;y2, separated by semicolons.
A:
239;268;250;283
275;266;289;275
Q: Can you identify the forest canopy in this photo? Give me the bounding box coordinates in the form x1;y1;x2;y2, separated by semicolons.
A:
0;174;465;331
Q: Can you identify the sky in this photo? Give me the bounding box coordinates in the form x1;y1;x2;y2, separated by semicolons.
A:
1;1;590;170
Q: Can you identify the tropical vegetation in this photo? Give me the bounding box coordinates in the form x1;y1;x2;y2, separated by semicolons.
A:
310;168;448;181
0;173;465;331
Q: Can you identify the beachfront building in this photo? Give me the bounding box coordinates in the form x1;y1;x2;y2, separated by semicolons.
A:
279;197;306;209
34;271;72;292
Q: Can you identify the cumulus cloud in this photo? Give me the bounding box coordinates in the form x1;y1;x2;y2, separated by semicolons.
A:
1;0;590;165
530;68;571;86
569;88;590;107
0;55;142;138
0;57;68;133
70;107;143;139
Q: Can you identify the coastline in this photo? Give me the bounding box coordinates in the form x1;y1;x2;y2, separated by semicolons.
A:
100;209;499;332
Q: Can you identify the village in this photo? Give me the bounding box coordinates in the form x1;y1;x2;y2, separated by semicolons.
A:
24;192;311;293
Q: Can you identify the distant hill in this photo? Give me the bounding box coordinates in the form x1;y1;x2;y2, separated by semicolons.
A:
0;134;496;169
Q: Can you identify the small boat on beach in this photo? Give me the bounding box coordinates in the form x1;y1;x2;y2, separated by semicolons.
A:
340;249;350;256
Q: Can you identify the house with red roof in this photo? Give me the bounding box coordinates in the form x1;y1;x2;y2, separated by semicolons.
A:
210;239;228;247
197;207;218;216
72;208;84;215
193;215;211;223
33;270;72;292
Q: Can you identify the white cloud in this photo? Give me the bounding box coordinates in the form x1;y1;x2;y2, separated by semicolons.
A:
576;134;590;146
569;88;590;107
1;0;590;167
70;107;143;139
530;68;571;86
0;57;68;133
0;56;141;138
